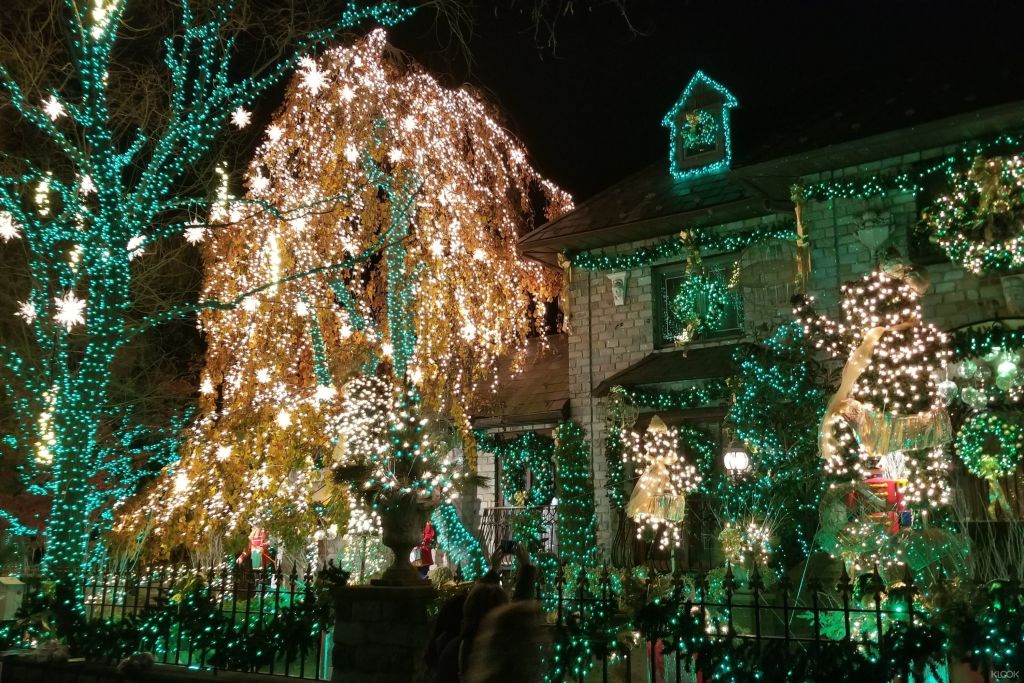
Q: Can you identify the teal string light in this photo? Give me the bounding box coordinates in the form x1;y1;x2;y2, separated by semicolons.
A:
0;0;411;585
566;219;796;271
553;421;598;567
616;379;732;411
431;502;488;581
662;70;738;182
475;431;555;506
952;325;1024;359
797;131;1024;202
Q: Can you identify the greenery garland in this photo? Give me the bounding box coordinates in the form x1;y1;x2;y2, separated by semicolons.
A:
565;220;796;271
925;155;1024;274
617;380;732;411
956;412;1024;479
475;430;555;507
796;131;1024;202
431;503;489;581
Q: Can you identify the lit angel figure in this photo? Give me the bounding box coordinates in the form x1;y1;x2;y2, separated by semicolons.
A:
624;415;702;549
795;258;954;534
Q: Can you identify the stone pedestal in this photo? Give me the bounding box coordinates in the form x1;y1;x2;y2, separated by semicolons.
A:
333;584;434;683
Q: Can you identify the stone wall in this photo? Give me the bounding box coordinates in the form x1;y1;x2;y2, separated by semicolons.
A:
568;144;1019;555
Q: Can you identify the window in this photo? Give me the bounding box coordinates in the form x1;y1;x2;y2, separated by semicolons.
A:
654;257;744;348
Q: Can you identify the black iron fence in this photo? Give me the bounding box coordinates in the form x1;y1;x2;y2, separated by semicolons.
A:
61;564;330;679
479;505;559;558
545;563;947;683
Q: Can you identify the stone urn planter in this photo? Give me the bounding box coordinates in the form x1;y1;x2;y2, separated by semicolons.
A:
373;493;437;586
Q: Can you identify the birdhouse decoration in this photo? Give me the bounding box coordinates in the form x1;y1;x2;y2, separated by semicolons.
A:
661;71;738;182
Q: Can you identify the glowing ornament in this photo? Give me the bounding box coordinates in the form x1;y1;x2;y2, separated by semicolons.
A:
54;290;86;330
961;386;989;411
936;379;959;406
231;107;252;128
127;234;146;260
299;57;327;95
959;359;979;379
267;124;284;142
216;445;232;461
43;95;65;120
184;224;207;244
16;301;36;324
0;212;19;241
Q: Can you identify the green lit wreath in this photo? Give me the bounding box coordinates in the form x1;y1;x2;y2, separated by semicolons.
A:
925;155;1024;274
671;273;734;338
956;412;1024;479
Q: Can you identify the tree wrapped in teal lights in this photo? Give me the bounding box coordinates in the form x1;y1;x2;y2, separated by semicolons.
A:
0;0;409;577
553;421;598;566
719;321;828;569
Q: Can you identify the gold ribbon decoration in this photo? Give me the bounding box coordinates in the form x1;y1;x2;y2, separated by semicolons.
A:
557;252;573;334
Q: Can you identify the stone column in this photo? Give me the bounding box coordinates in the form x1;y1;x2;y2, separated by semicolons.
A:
333;584;434;682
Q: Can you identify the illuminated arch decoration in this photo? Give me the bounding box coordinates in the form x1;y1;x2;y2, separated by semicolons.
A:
661;70;738;182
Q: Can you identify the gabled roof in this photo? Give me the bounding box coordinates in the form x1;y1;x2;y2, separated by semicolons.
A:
518;166;770;265
661;71;738;127
472;334;569;428
520;96;1024;264
592;344;742;397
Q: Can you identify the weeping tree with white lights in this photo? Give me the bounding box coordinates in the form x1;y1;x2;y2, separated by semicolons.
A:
121;31;570;583
0;0;416;581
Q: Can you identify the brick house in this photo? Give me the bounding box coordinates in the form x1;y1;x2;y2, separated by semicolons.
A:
507;71;1024;563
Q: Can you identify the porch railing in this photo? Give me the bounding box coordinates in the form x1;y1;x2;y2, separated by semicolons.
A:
479;505;558;558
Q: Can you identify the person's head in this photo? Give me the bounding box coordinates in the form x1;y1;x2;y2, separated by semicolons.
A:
433;590;468;638
425;590;469;667
460;582;509;642
463;601;547;683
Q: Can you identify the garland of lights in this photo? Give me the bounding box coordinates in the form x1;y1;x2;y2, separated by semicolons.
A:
430;502;488;581
615;380;732;411
553;422;598;566
956;413;1023;479
925;155;1024;274
475;431;555;507
796;132;1024;202
565;220;796;271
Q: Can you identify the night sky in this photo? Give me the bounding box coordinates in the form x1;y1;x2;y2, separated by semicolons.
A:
391;1;1024;201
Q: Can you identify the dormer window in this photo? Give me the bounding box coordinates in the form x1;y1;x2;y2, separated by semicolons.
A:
662;71;737;182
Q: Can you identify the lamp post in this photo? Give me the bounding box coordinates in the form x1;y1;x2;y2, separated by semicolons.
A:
723;440;751;479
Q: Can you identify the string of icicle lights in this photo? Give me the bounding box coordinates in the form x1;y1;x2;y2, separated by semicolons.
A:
120;30;570;550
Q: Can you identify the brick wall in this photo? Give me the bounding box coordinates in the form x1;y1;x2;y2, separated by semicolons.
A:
567;144;1018;555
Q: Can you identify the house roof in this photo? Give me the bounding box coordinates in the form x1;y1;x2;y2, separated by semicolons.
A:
518;165;771;265
472;334;569;428
592;343;743;397
520;82;1024;264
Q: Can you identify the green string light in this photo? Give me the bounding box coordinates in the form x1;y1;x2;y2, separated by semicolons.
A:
566;219;795;271
0;0;411;586
796;131;1024;202
553;421;598;567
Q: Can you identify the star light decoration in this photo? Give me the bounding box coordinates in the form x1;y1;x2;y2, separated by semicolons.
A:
124;30;570;547
623;417;702;549
54;291;86;330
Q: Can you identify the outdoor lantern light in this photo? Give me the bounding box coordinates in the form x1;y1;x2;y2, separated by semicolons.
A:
723;440;750;477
